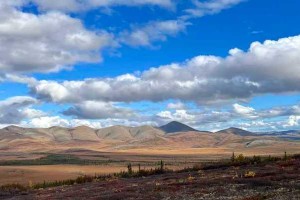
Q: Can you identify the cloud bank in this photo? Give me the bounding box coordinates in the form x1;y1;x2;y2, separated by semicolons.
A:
27;35;300;105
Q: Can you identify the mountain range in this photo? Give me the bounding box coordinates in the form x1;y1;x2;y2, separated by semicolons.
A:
0;121;299;153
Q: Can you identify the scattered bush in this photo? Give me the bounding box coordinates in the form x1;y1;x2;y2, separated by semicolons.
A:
160;160;164;171
115;166;171;179
231;152;235;163
284;151;288;161
0;183;27;192
292;154;300;159
31;175;95;189
252;155;262;164
244;171;256;178
127;163;133;175
236;154;246;163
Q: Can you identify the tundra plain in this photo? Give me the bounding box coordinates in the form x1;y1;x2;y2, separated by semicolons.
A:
0;122;299;199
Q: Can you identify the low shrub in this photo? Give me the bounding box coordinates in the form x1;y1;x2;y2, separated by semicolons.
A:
32;175;95;189
114;167;171;178
0;183;27;192
244;171;256;178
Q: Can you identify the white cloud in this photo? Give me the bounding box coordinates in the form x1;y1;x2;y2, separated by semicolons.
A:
27;35;300;105
0;0;247;74
22;115;157;128
69;119;103;129
156;102;300;131
0;96;44;124
3;96;299;131
30;0;174;12
237;120;281;131
117;0;244;47
167;102;186;110
157;111;172;119
4;74;38;85
0;0;245;73
120;20;189;47
233;103;255;116
286;115;300;127
24;116;70;128
260;105;300;119
63;101;136;119
233;104;300;120
0;2;115;73
22;108;46;119
185;0;246;19
156;109;195;124
156;109;233;127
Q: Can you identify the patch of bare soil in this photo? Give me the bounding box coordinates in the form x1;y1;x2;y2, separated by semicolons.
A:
3;156;300;200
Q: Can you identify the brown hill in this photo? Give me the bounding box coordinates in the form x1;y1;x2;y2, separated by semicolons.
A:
0;123;299;153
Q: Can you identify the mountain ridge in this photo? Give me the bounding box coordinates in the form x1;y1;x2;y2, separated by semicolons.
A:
1;122;300;137
0;122;299;152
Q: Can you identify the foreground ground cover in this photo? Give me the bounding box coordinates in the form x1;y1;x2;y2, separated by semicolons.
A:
1;154;299;200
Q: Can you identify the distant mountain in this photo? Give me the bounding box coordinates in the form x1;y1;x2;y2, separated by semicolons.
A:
0;125;165;143
0;124;299;153
217;127;256;136
159;121;198;134
274;130;300;135
257;130;300;141
254;130;300;136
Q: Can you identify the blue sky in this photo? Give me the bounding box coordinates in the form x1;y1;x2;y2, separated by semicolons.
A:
0;0;300;131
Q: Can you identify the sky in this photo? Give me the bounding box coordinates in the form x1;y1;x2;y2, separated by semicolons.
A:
0;0;300;132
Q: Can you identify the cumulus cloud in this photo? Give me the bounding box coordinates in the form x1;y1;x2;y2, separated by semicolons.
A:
120;20;189;47
233;103;255;116
3;74;38;85
233;103;300;120
23;116;70;128
0;96;44;124
21;115;101;128
27;35;300;105
0;0;247;73
0;0;245;73
63;101;136;119
157;109;195;121
22;115;104;128
0;2;115;73
228;104;300;130
167;102;186;110
30;0;174;12
259;105;300;119
286;115;300;127
238;120;282;131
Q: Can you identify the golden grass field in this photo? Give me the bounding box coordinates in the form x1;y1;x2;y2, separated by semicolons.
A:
1;145;300;186
0;165;127;185
0;164;191;185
